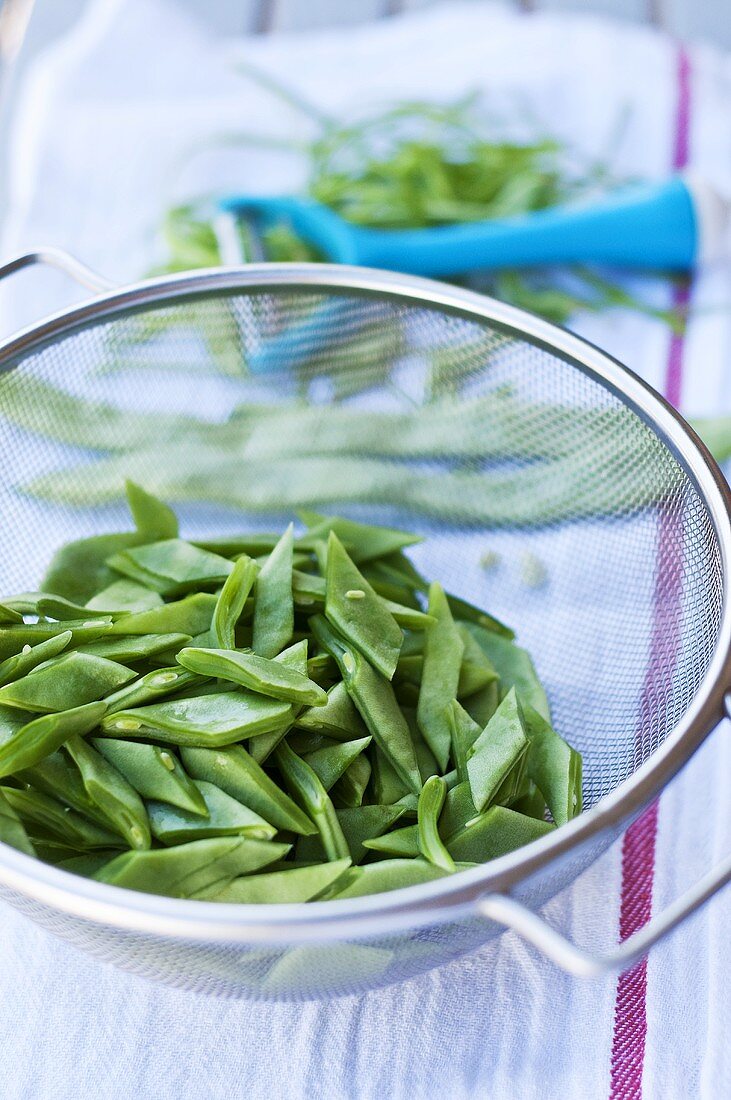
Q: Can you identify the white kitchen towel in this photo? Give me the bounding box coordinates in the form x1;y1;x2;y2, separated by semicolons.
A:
0;2;729;1097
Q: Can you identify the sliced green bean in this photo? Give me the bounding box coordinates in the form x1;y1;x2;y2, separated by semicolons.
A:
108;593;217;636
125;480;179;541
57;852;119;877
447;699;482;785
463;624;550;719
34;596;128;621
180;744;316;835
212;555;258;649
417;775;454;872
78;633;191;664
457;624;499;696
328;858;451;899
417;582;464;771
3;786;120;850
363;824;419;858
248;640;309;764
295;680;368;740
0;620;112;662
274;741;349;861
108;539;233;596
207;858;352;903
66;735;151;850
438;780;478;841
447;805;554;862
86;579;164;613
0;702;107;777
466;689;529;813
147;780;275;844
103;666;202;714
0;787;35;855
522;702;582;825
0;603;23;624
176;647;327;706
0;652;134;714
0;631;73;688
94;836;289;897
298;511;420;563
298;803;406;865
311;615;420;795
370;745;412;806
18;750;119;831
331;751;372;808
100;691;293;747
324;532;402;680
302;736;371;792
252;524;294;659
42;531;147;605
93;738;207;814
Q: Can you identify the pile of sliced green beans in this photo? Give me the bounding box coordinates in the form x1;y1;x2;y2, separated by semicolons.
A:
0;482;582;902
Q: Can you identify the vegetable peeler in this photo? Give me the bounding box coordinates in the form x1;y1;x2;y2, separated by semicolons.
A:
218;172;728;277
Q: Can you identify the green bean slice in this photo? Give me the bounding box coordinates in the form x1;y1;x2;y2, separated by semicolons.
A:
94;836;289;897
103;666;203;714
93;738;207;814
417;775;454;872
147;780;275;844
3;786;120;849
19;749;119;831
329;858;451;899
463;624;550;720
521;702;582;825
447;699;482;785
66;735;151;850
417;582;464;772
324;532;402;680
101;691;293;747
0;603;23;624
252;524;294;659
0;631;73;688
125;480;179;541
0;701;107;777
311;615;420;795
0;652;134;714
295;680;368;740
42;531;148;605
0;620;113;662
207;858;352;903
274;741;349;861
363;824;419;858
176;647;327;706
86;579;164;613
331;752;372;809
298;511;420;563
108;593;217;636
180;745;316;835
297;803;406;865
248;640;308;764
447;805;554;862
457;624;499;696
463;679;500;728
212;555;258;649
0;787;35;855
108;539;233;596
302;736;372;792
438;780;478;841
466;688;530;813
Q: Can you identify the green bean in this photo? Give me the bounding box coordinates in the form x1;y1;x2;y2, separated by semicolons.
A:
299;803;407;865
0;620;113;662
108;539;233;597
298;511;421;562
0;652;134;714
212;555;258;649
0;702;107;777
247;640;308;764
324;532;402;680
180;745;316;835
57;852;119;877
292;569;325;610
0;631;73;688
252;524;294;658
0;603;23;624
442;593;514;641
328;858;452;899
147;780;275;844
438;781;478;841
522;702;582;825
466;688;529;813
363;824;419;858
306;650;337;685
100;691;293;747
93;738;207;814
417;582;464;772
66;735;151;850
43;532;148;605
125;480;179;541
103;667;203;714
311;615;420;795
510;781;548;820
206;858;352;903
295;680;368;740
2;786;120;850
176;647;327;706
193;533;280;557
18;750;118;830
86;579;163;613
417;775;454;872
274;741;349;861
456;624;499;697
107;593;217;636
77;633;192;664
463;624;550;720
447;700;481;785
463;679;499;728
370;745;412;806
381;600;434;632
302;736;371;792
447;805;554;862
0;787;35;855
394;654;422;686
331;752;371;808
94;836;290;897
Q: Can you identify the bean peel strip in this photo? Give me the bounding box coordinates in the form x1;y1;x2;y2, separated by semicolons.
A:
0;482;582;901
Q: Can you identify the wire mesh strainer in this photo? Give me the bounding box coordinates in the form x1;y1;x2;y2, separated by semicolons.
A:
0;251;729;1000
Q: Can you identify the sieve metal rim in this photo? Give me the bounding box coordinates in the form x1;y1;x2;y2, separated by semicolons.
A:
0;257;729;945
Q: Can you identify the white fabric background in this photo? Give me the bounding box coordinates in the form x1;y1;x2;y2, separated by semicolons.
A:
0;2;729;1097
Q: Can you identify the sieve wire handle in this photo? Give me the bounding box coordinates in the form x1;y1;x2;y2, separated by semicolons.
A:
476;849;731;978
0;249;114;294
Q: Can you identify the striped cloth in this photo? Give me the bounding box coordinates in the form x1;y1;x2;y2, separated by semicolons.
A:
0;2;729;1097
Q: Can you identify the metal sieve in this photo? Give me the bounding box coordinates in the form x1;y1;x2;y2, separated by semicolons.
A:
0;250;729;1001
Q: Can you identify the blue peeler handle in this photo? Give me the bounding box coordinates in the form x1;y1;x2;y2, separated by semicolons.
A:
222;176;706;276
350;176;699;275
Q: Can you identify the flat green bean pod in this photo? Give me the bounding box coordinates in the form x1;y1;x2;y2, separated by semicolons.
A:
206;858;352;903
212;555;258;649
417;775;454;872
0;701;108;777
147;780;275;844
100;691;293;747
93;738;207;815
176;647;327;706
252;524;294;659
417;582;464;772
0;652;134;714
66;735;151;850
0;631;73;688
